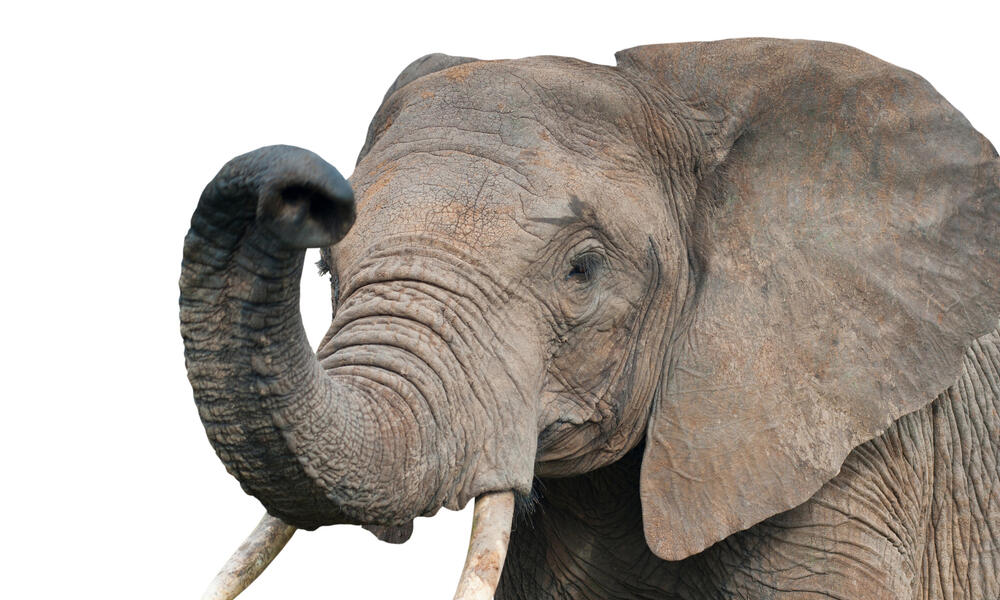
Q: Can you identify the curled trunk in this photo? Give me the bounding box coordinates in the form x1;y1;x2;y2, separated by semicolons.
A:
181;145;534;535
180;146;420;527
180;146;359;526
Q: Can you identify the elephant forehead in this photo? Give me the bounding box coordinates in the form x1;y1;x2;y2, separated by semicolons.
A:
343;149;561;265
347;153;662;271
354;161;528;247
349;110;609;247
405;56;641;123
363;57;652;177
342;55;663;262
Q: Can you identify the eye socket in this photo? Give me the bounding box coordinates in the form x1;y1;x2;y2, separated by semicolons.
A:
566;251;605;283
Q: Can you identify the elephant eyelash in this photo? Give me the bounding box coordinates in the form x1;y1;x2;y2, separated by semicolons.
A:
315;255;341;308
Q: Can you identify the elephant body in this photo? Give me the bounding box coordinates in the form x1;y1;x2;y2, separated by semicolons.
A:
181;39;1000;599
502;327;1000;600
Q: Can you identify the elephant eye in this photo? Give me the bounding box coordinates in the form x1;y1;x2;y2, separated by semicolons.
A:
566;252;604;283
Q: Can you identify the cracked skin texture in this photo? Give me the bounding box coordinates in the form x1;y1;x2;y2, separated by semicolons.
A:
181;38;1000;598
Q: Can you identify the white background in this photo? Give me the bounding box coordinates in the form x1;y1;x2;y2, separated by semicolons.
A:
2;1;997;598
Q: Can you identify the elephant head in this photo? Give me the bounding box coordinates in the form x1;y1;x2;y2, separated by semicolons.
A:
180;39;1000;598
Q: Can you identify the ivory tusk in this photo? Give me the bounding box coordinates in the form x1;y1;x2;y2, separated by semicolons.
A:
201;513;297;600
453;491;515;600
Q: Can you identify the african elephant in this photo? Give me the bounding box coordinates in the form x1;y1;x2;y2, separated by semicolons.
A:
180;38;1000;599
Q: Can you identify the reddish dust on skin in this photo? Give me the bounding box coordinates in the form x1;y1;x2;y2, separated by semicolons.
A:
363;164;397;198
444;61;481;82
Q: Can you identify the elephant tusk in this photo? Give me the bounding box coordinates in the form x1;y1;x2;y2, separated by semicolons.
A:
201;513;297;600
452;491;515;600
200;494;512;600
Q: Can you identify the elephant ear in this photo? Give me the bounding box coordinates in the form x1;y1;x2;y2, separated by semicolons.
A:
357;53;478;163
616;39;1000;560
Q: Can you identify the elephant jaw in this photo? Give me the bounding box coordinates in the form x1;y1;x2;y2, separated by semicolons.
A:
200;491;515;600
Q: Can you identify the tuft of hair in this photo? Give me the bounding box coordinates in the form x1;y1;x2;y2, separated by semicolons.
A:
513;478;545;527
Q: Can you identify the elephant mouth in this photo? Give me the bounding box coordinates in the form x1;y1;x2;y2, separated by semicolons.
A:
200;491;514;600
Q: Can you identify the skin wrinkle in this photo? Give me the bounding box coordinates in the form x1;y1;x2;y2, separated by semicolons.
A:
352;369;441;515
827;460;907;545
328;234;540;502
536;240;661;470
579;250;662;465
331;298;463;376
325;343;444;435
324;255;535;415
361;326;490;441
331;285;475;366
401;281;544;412
323;305;493;471
336;236;514;308
297;376;390;503
333;276;504;362
500;72;606;161
390;147;536;192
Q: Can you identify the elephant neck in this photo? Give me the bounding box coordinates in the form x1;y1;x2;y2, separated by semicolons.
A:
499;446;690;600
915;327;1000;598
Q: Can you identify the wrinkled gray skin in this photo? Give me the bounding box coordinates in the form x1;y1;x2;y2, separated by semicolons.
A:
181;39;1000;598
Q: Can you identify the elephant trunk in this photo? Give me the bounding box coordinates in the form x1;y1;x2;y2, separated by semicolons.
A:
180;145;421;527
182;145;534;598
